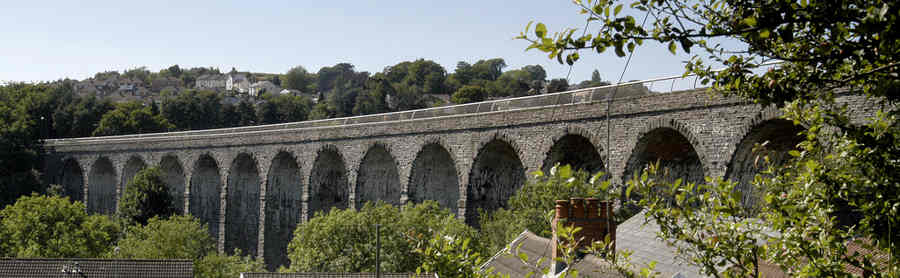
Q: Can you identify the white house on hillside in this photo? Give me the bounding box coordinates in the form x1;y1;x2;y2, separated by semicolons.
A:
227;73;250;93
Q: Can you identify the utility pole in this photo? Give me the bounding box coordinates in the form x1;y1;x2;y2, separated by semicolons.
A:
376;223;381;278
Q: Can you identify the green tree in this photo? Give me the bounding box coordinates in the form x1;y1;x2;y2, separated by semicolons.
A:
236;100;258;126
118;167;178;225
93;101;173;136
221;103;241;128
162;89;223;131
354;77;393;115
112;215;213;260
0;194;120;258
578;70;611;88
521;0;900;276
471;58;507;81
451;85;486;104
546;78;569;93
0;84;45;207
281;66;314;92
286;201;479;273
122;67;151;84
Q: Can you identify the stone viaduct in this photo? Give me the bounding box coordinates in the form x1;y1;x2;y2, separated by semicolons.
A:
43;81;876;269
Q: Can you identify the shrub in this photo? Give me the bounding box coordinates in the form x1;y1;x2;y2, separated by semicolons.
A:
118;166;177;225
0;194;120;258
286;201;479;273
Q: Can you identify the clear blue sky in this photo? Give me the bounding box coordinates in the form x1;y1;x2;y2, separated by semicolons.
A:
0;0;695;84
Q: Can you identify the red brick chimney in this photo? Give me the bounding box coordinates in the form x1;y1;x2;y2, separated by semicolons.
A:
551;198;616;274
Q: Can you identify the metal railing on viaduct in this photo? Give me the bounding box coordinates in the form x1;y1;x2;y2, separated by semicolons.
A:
43;74;877;269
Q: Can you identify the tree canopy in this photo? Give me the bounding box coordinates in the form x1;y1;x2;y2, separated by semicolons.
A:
0;194;120;258
118;167;178;225
112;215;213;260
286;201;479;273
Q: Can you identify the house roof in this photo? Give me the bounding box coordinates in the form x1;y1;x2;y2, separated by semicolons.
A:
230;73;249;81
239;272;436;278
615;210;709;278
483;210;718;278
198;74;227;81
0;258;193;278
481;230;624;278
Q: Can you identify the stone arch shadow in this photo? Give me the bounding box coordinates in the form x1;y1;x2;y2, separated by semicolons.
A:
465;132;527;226
307;144;349;218
189;153;223;241
264;149;302;270
57;157;86;203
225;152;262;257
355;141;402;207
88;156;117;215
408;137;460;214
724;108;804;209
540;125;607;175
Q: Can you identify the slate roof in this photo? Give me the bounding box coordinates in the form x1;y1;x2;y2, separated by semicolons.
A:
481;230;624;278
198;74;227;81
239;272;436;278
616;210;709;278
0;258;193;278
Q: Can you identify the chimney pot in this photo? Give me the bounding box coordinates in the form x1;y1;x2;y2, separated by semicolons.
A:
586;198;599;219
570;198;585;219
555;200;569;219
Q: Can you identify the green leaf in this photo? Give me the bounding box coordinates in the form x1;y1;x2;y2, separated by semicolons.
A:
614;4;623;16
559;164;573;179
742;16;757;27
668;41;677;54
535;23;547;38
518;251;529;262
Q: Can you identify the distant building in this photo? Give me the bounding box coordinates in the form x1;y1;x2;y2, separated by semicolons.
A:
196;74;227;90
249;80;280;97
151;76;182;92
227;73;251;93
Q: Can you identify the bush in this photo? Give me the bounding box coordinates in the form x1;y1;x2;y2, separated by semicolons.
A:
118;166;177;225
195;251;265;278
451;85;486;104
0;194;120;258
285;201;479;273
112;215;213;260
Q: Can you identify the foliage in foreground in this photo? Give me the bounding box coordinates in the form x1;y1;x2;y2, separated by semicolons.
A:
194;250;266;278
416;232;506;278
286;201;479;273
519;0;900;276
0;194;120;258
118;166;178;225
478;165;612;253
111;215;213;260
